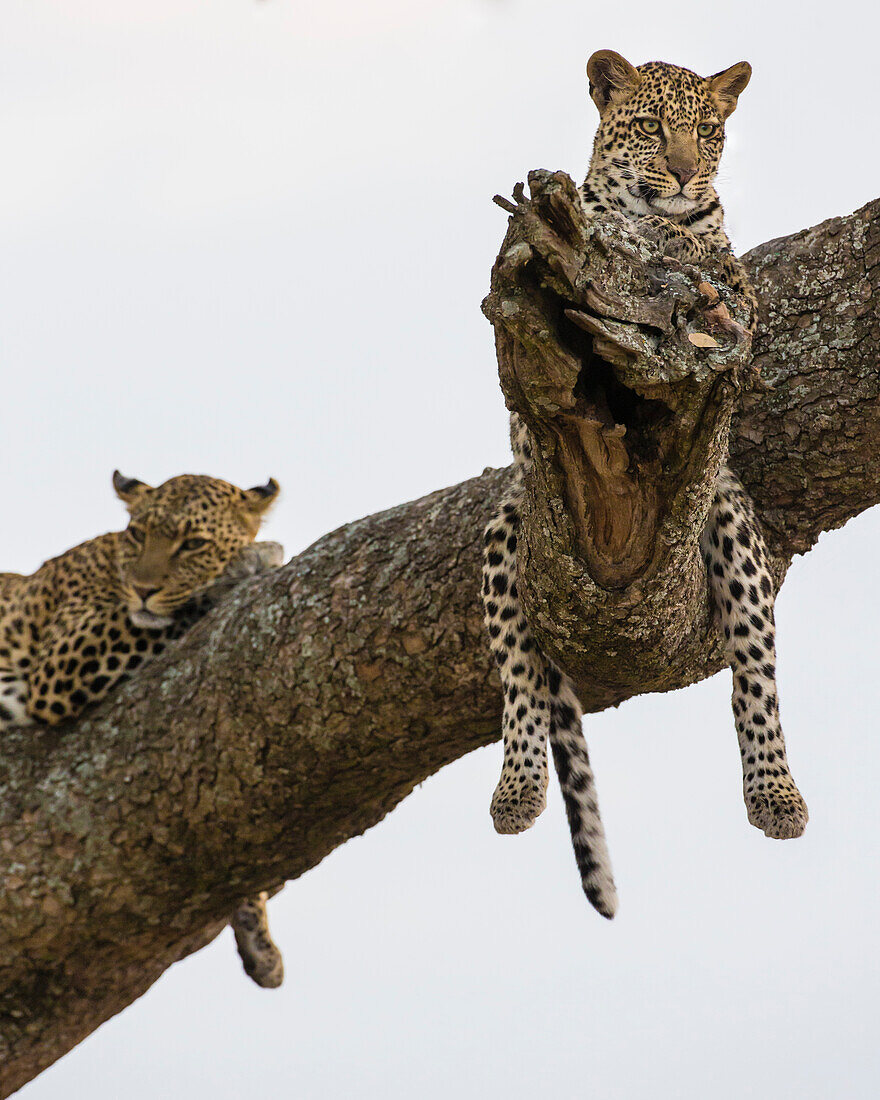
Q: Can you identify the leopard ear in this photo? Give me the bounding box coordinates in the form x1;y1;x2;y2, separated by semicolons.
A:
708;61;752;119
242;478;280;516
112;470;152;506
587;50;641;112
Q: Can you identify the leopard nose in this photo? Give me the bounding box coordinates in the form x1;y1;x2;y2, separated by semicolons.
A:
669;164;697;186
133;585;159;602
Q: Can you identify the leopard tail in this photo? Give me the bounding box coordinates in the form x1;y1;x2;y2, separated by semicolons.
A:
548;670;618;919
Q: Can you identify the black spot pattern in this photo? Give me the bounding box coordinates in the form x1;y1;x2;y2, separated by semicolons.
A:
480;53;805;922
700;470;808;839
482;415;618;918
0;474;287;989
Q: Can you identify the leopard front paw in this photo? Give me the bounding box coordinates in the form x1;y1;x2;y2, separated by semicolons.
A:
659;234;705;263
640;215;705;263
490;774;548;835
233;894;285;989
237;541;285;575
745;782;809;840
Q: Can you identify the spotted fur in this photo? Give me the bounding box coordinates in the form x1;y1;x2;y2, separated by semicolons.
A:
702;471;807;838
0;471;286;987
484;52;807;917
483;418;616;916
233;892;284;989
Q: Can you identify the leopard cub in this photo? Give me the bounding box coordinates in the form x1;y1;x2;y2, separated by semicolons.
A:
483;52;807;918
0;470;286;988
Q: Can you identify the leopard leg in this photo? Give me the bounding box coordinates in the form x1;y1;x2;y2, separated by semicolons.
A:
482;485;551;834
195;548;287;989
702;467;808;839
232;892;284;989
484;415;617;913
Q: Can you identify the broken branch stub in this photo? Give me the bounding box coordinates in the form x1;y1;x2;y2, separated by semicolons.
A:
482;169;755;591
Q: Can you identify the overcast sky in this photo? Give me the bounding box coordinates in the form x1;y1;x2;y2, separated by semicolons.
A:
6;1;880;1097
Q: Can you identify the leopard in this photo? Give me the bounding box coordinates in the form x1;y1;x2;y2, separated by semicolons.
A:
482;51;809;919
0;470;287;988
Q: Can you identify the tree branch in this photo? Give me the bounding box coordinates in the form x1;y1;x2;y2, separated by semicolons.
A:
482;170;755;704
3;185;880;1094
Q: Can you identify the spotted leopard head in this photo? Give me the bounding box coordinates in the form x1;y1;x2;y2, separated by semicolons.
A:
586;50;751;218
112;471;279;628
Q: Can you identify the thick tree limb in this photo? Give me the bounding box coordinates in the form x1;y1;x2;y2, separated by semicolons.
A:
483;171;756;703
2;183;880;1094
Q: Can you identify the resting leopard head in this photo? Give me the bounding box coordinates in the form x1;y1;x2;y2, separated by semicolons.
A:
585;50;751;218
112;471;279;628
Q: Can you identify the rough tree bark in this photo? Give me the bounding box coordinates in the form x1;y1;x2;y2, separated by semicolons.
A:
2;174;879;1094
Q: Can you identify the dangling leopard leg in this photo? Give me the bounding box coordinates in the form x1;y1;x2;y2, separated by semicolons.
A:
232;892;284;989
702;467;808;840
482;484;551;834
548;667;618;918
483;413;617;913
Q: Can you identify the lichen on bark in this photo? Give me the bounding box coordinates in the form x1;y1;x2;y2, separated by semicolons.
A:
482;171;755;703
3;187;880;1095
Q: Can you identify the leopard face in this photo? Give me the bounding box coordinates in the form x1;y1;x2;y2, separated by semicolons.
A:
585;51;751;218
113;472;279;628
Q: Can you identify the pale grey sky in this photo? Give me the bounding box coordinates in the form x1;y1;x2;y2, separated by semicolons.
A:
6;1;880;1097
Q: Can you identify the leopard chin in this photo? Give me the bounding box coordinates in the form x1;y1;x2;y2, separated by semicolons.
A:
650;192;701;216
129;609;174;629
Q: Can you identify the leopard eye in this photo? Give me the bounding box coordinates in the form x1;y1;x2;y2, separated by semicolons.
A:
181;537;209;552
697;122;718;139
636;118;661;136
127;526;146;545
